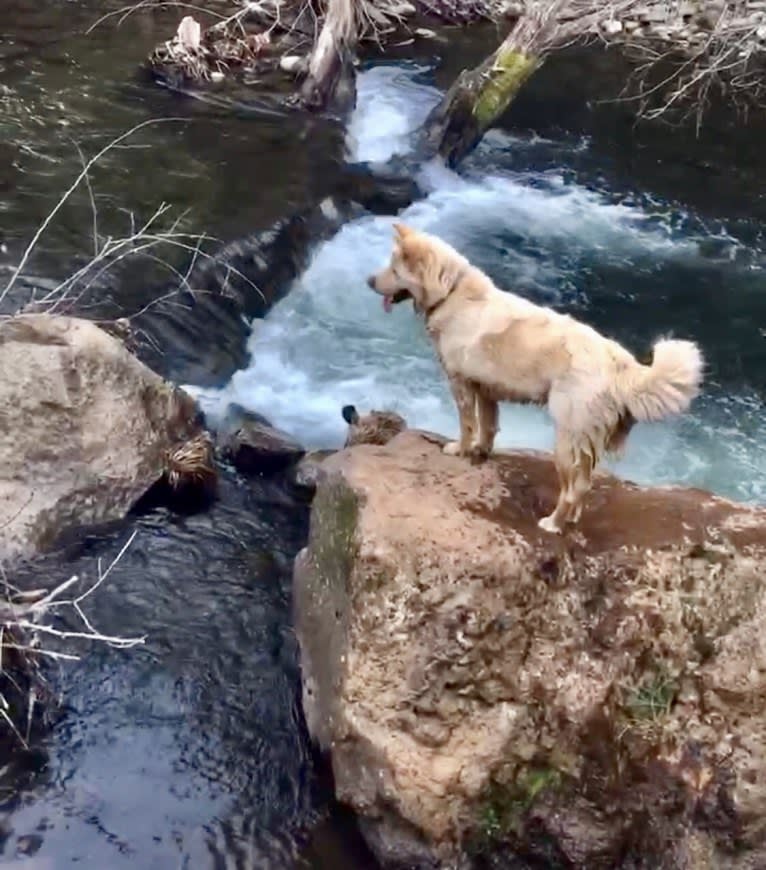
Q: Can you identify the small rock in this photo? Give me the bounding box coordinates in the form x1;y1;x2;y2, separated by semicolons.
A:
414;27;438;40
601;19;623;35
279;54;305;74
758;25;766;39
218;404;305;475
624;19;640;32
209;70;225;83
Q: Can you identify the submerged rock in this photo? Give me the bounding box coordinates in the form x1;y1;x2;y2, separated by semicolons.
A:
0;315;201;565
293;430;766;868
218;403;305;475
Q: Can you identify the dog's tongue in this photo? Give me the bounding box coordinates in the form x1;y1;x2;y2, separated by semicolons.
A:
383;296;393;314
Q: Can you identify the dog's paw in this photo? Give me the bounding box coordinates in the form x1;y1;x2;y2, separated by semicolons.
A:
469;444;490;465
538;515;563;535
442;441;462;456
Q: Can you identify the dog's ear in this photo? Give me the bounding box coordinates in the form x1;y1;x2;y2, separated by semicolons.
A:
393;223;413;241
342;405;359;425
419;255;462;298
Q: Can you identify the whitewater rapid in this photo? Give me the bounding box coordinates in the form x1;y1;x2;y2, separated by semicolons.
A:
191;64;765;504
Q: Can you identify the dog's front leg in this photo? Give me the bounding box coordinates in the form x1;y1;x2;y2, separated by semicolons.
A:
472;394;499;462
443;377;477;458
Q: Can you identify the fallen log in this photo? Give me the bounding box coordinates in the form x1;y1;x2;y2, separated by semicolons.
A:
422;0;567;167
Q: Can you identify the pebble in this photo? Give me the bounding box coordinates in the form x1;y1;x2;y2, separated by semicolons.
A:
414;27;438;40
601;19;623;35
210;70;225;82
279;54;304;74
758;25;766;39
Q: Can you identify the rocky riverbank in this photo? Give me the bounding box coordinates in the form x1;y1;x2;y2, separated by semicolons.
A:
294;430;766;868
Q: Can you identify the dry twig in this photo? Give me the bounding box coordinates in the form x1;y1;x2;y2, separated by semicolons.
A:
1;532;144;750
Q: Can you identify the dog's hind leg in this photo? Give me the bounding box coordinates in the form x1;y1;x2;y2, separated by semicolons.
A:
538;432;576;534
566;448;595;524
472;394;499;462
443;376;478;458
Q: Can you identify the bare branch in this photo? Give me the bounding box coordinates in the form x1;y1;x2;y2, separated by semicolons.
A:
0;118;188;306
1;531;145;750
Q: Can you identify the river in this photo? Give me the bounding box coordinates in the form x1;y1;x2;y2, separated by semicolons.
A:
1;2;765;868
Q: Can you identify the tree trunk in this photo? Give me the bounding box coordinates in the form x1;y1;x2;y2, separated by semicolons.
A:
422;2;566;167
300;0;358;114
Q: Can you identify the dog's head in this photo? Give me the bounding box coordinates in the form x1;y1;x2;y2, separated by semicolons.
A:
367;224;467;314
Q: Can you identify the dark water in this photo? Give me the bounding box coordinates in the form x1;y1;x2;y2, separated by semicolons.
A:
2;2;766;868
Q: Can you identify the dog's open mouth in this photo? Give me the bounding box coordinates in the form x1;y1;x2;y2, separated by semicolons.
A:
383;289;411;313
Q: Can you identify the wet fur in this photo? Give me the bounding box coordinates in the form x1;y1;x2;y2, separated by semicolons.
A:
368;224;704;533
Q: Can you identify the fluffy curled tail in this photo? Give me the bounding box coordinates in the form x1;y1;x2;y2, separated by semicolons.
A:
623;339;704;422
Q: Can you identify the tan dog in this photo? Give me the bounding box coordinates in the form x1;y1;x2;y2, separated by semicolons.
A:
368;224;704;533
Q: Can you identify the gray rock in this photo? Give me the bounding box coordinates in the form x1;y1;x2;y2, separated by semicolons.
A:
279;54;306;75
0;315;200;565
218;404;305;475
601;19;623;35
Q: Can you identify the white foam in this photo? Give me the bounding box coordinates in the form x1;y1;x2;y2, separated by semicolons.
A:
346;64;441;164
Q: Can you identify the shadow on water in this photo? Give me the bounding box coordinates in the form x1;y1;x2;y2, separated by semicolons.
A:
2;2;766;868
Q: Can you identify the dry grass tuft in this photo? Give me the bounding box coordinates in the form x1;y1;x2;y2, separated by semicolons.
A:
166;432;217;494
342;406;408;447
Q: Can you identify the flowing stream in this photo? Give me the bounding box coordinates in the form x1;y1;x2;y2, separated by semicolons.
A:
2;7;765;868
196;63;766;504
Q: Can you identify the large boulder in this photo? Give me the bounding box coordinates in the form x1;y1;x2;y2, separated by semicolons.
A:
293;430;766;868
0;315;200;565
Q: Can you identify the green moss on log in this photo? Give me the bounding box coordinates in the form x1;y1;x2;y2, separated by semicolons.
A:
473;49;538;129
